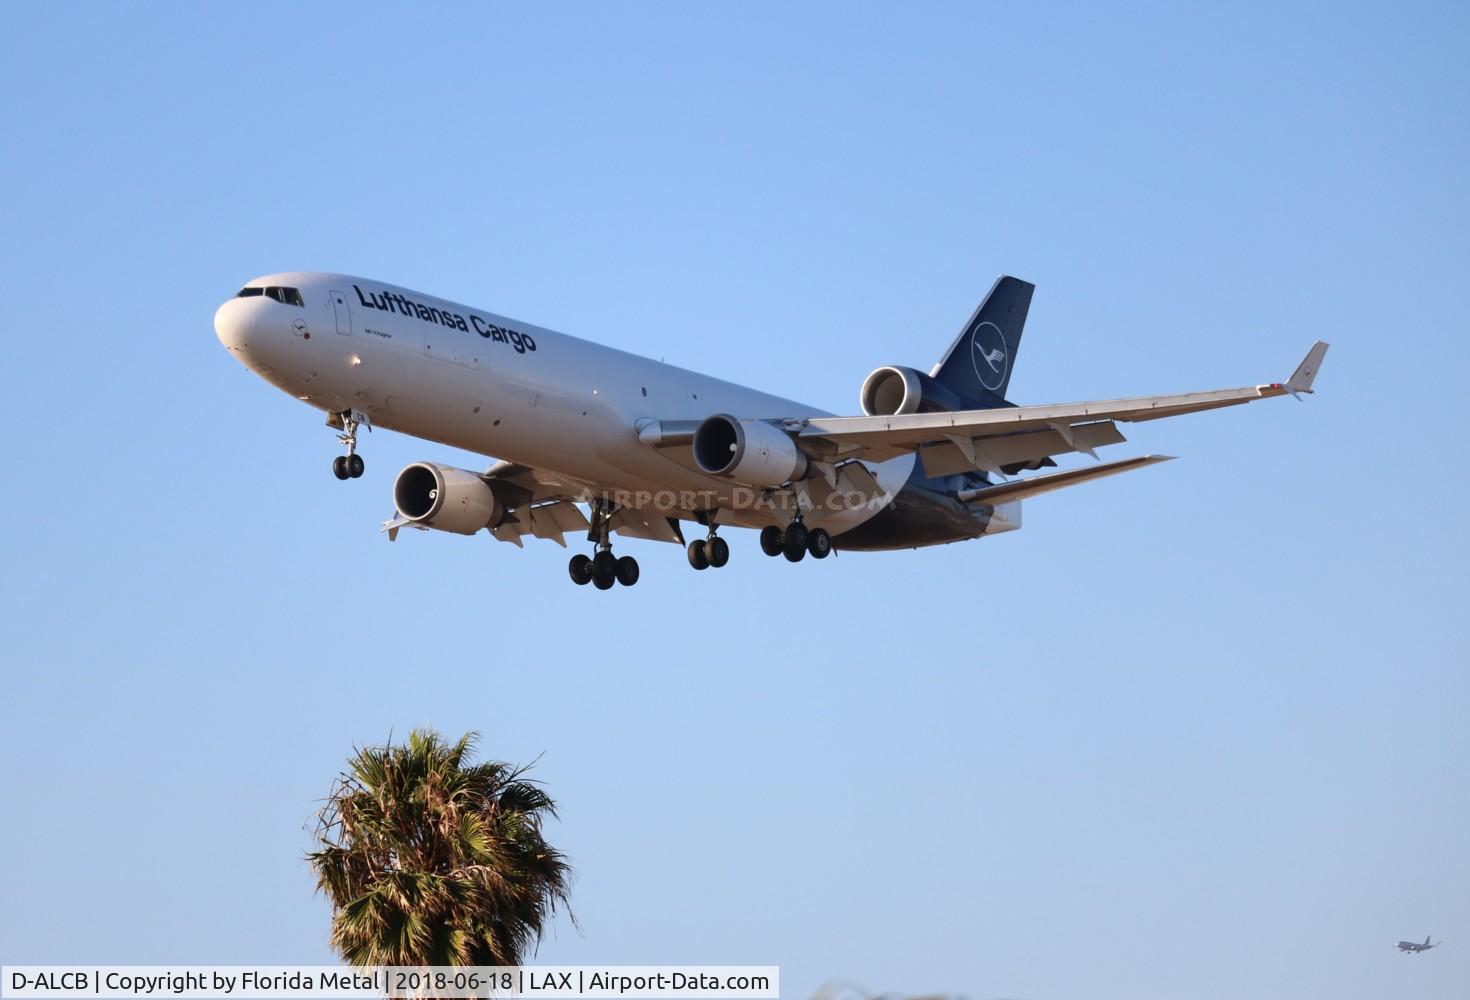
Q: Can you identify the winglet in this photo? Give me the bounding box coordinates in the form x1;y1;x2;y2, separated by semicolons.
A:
1286;341;1330;398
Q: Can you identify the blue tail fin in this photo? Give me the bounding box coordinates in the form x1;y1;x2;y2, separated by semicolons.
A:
930;276;1034;406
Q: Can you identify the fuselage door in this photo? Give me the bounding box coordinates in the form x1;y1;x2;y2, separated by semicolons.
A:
330;290;352;335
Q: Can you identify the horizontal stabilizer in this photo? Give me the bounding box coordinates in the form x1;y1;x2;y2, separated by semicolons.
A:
957;454;1174;506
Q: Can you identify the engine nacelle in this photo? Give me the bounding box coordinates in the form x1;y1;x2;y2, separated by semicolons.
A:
693;414;809;487
392;462;503;535
860;365;972;415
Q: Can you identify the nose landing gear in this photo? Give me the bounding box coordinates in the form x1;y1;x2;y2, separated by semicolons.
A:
331;454;365;480
330;410;369;480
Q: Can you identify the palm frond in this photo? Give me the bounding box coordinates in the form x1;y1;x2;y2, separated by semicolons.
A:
308;729;572;967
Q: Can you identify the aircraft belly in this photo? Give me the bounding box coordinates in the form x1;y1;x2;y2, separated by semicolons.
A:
831;481;988;551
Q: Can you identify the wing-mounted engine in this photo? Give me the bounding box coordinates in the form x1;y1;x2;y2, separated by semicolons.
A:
391;462;504;535
860;365;975;416
692;414;809;488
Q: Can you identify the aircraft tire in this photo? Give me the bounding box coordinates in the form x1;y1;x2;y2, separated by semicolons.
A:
807;528;832;559
783;523;808;562
687;539;710;570
591;549;617;590
332;456;350;480
707;536;729;568
615;555;640;587
347;454;365;478
568;553;592;585
759;525;783;556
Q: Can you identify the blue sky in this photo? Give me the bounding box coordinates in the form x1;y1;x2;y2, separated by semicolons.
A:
1;4;1466;999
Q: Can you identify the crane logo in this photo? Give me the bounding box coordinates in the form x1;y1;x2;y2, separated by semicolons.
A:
970;321;1009;392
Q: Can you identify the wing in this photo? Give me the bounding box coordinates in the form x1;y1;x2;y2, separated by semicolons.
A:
794;341;1328;475
383;460;689;547
481;462;689;546
488;499;591;548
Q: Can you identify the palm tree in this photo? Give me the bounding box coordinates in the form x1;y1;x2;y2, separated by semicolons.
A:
309;729;572;966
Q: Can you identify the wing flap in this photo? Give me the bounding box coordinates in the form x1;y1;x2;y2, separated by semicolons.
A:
487;499;589;547
527;501;590;547
918;420;1126;477
490;522;525;547
608;507;686;543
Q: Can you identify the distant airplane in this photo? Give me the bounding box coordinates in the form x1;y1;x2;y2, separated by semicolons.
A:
1397;936;1438;953
215;272;1328;588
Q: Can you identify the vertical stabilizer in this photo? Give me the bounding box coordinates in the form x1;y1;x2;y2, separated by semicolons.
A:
930;276;1034;405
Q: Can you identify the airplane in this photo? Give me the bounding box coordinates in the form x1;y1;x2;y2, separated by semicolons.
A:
214;273;1328;589
1397;936;1438;953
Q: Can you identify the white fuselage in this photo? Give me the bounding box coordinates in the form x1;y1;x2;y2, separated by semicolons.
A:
214;272;932;538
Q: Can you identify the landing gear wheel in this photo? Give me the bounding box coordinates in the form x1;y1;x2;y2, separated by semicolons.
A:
783;522;809;562
333;410;369;480
591;549;617;589
759;525;784;557
807;527;832;559
615;555;640;587
568;553;592;585
707;535;730;568
687;539;710;570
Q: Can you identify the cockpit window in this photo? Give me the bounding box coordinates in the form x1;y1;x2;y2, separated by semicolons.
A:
254;286;305;307
236;287;264;297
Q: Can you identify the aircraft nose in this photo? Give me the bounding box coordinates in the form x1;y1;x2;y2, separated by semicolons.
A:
214;297;256;353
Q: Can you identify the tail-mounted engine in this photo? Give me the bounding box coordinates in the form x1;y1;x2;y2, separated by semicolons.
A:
860;365;973;416
392;462;503;535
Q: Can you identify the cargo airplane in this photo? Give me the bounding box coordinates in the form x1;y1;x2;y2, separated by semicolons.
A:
215;273;1327;588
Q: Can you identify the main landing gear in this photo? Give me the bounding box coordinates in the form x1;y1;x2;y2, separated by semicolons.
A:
760;520;832;563
568;550;639;590
569;501;639;589
687;528;730;571
330;410;368;480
